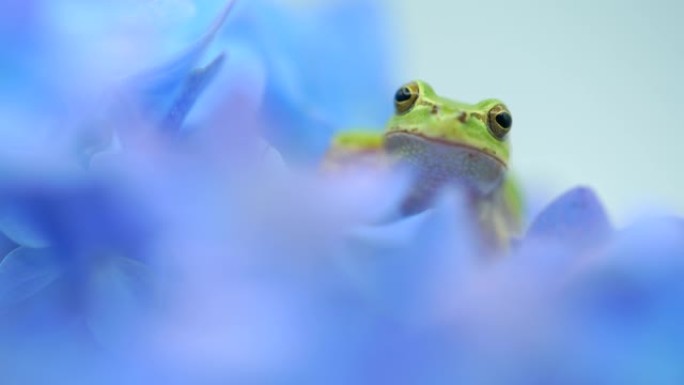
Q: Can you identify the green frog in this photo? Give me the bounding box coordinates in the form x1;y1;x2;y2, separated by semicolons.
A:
323;80;523;249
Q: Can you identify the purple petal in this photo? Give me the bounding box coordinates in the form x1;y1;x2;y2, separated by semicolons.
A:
525;186;613;250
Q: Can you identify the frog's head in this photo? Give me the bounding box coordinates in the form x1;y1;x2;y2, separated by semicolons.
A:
384;80;512;195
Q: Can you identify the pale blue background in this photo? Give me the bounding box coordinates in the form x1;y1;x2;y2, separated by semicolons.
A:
394;0;683;223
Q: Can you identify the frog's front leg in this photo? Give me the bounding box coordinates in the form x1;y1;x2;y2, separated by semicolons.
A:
321;130;389;172
478;176;525;251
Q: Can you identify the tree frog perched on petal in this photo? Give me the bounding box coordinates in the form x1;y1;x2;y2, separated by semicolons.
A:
323;80;523;249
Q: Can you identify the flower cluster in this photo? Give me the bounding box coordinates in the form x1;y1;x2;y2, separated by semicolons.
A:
0;1;682;384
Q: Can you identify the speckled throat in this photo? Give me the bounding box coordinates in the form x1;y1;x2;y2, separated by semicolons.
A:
384;131;506;213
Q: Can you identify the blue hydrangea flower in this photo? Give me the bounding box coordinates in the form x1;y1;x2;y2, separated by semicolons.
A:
1;1;683;385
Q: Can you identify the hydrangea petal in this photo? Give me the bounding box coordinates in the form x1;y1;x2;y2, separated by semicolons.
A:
554;217;684;384
525;186;613;250
86;256;154;349
161;52;226;133
0;206;52;248
0;247;61;305
218;0;396;163
106;1;234;127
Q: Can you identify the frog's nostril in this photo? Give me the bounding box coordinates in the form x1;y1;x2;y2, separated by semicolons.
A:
457;112;467;123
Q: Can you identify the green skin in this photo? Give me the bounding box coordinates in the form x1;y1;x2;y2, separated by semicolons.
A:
326;80;523;246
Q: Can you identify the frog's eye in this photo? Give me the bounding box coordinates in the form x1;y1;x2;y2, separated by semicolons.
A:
487;105;512;140
394;82;420;114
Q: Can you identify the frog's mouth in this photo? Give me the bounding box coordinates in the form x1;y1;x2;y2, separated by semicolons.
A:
384;131;507;196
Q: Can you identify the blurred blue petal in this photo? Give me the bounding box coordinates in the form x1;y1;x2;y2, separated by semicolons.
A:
0;247;61;305
0;206;51;248
0;231;18;259
122;1;235;127
161;53;226;133
0;176;156;320
566;217;684;323
500;188;617;319
86;256;153;348
0;1;47;100
219;0;397;163
73;1;237;165
525;186;613;250
339;193;477;320
556;217;684;384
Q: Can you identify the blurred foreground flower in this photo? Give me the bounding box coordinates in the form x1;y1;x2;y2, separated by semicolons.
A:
0;1;683;385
